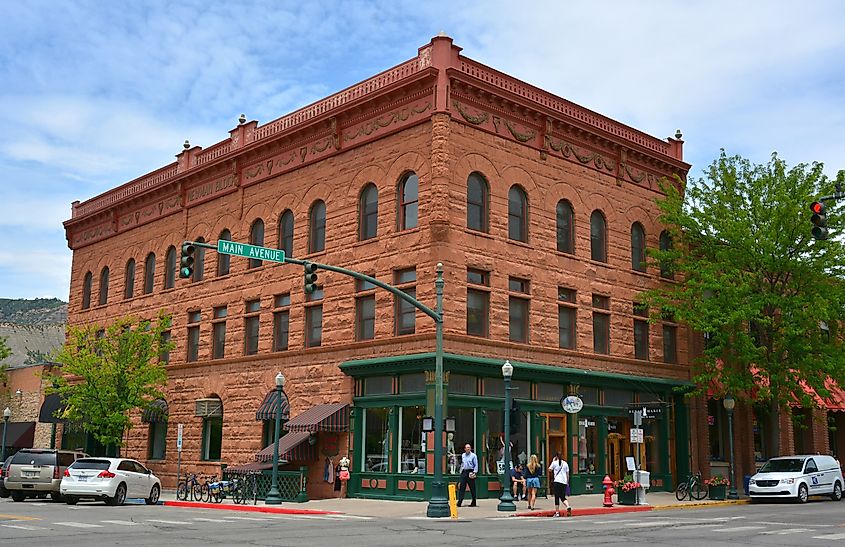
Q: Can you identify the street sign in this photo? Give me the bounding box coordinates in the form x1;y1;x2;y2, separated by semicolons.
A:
177;423;183;452
217;240;286;264
629;428;644;444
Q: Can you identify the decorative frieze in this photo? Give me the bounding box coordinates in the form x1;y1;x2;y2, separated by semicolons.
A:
117;193;181;231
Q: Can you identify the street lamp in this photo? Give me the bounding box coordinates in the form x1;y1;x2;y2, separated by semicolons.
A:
1;407;10;463
265;372;285;505
723;394;738;500
498;360;516;512
426;263;450;517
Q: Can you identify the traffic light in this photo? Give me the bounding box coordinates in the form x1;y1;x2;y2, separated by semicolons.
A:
811;201;828;240
179;241;195;279
304;262;318;294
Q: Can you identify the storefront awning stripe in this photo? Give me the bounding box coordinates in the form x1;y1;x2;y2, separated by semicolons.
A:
283;403;349;433
38;393;67;423
255;390;290;421
0;422;36;448
255;431;314;462
225;461;275;474
141;399;169;423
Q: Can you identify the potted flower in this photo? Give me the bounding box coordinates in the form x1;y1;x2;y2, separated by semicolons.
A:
614;476;642;505
705;474;730;500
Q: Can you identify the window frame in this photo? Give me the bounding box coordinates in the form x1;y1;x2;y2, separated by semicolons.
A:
631;222;647;272
309;200;326;253
466;268;490;338
467;172;489;232
394;268;417;335
556;199;575;254
186;310;201;363
590;210;608;263
397;172;419;231
211;306;227;360
243;299;261;356
273;293;291;352
124;259;135;300
278;210;294;258
592;294;610;354
143;253;156;295
634;303;649;360
248;219;265;269
164;246;176;289
359;183;379;241
217;229;231;276
82;271;92;309
558;287;577;350
659;230;674;279
193;237;206;282
508;276;530;343
507;185;528;242
98;267;109;306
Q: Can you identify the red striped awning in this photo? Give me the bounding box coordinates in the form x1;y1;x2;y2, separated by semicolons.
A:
225;461;274;474
255;389;290;421
283;403;349;433
255;431;315;463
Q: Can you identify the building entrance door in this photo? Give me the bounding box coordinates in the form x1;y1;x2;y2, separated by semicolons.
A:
544;414;567;466
606;417;633;479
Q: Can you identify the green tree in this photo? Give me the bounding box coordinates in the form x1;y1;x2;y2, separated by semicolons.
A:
644;151;845;455
0;336;11;399
46;312;173;451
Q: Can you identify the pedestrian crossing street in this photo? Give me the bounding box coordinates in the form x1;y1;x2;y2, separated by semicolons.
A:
0;512;372;532
492;515;845;541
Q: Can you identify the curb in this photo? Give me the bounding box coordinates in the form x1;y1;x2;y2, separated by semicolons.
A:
163;500;338;515
516;505;652;517
652;499;752;511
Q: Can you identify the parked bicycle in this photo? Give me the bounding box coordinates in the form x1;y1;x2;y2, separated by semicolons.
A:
675;471;707;501
176;472;204;502
231;472;258;505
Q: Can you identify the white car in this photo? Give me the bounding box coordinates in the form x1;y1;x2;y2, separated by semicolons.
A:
749;454;843;503
60;457;161;506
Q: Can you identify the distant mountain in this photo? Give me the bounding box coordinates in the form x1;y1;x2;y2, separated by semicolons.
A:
0;298;67;325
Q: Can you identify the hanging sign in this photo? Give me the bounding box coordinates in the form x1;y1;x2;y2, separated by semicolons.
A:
561;395;584;414
627;404;664;419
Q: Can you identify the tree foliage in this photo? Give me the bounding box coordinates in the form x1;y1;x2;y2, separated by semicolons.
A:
644;152;845;412
0;336;11;396
46;312;173;449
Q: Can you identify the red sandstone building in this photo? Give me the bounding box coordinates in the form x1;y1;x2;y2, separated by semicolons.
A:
59;36;837;501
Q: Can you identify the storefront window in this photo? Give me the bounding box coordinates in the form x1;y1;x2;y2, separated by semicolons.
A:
512;379;531;400
484;409;503;474
399;373;425;393
577;417;598;474
364;376;392;396
448;408;475;475
364;407;390;472
753;404;770;462
400;406;425;473
537;383;565;401
580;387;599;405
643;419;662;473
484;378;504;397
450;374;477;395
604;389;632;407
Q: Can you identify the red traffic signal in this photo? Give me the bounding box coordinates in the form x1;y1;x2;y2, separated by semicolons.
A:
810;201;828;240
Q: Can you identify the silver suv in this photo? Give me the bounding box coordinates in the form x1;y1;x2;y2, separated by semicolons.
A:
5;449;88;502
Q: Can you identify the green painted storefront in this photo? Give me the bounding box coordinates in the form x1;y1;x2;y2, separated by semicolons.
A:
340;352;691;501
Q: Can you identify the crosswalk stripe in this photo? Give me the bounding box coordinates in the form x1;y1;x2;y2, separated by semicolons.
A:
101;520;140;526
1;524;46;530
220;516;274;521
192;517;223;522
322;514;372;520
712;526;766;533
813;532;845;540
145;519;191;525
761;529;812;535
55;521;104;528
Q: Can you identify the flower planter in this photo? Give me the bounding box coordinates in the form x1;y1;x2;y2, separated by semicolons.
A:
617;488;638;505
708;484;727;500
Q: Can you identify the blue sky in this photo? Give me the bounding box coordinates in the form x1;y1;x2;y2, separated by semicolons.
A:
2;0;844;300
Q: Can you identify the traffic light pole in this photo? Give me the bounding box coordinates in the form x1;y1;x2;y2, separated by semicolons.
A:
181;241;450;517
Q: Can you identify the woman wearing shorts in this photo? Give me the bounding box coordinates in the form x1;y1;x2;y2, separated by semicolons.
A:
524;454;542;510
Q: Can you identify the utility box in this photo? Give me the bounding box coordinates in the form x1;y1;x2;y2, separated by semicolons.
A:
634;470;650;489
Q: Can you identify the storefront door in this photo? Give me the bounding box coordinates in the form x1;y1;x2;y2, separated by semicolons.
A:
606;417;632;479
545;414;567;465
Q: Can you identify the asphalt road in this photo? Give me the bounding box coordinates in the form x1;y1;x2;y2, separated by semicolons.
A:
1;496;845;546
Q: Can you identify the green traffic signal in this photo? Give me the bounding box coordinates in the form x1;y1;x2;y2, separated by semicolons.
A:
179;241;196;278
304;262;318;294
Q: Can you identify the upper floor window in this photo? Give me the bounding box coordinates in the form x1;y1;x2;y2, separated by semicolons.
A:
309;200;326;253
305;290;323;348
592;294;610;354
508;276;530;343
212;306;227;359
558;287;577;349
124;259;135;300
186;310;201;363
143;253;156;295
249;219;265;269
663;312;678;364
164;246;176;289
273;293;291;352
394;268;417;335
508;185;528;242
556;200;574;254
278;210;294;258
590;210;607;262
82;271;92;309
193;237;206;282
631;222;646;272
355;278;376;341
467;172;489;232
467;268;490;338
359;184;378;241
217;229;231;276
634;303;649;360
659;230;674;279
98;267;109;305
244;299;261;356
397;172;418;230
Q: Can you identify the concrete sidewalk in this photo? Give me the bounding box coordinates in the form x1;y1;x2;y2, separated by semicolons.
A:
161;489;749;519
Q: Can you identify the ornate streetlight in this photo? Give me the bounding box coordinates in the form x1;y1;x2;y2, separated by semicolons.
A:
723;394;738;500
265;372;285;504
497;360;516;512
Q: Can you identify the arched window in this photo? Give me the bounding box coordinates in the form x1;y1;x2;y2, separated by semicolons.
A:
278;210;294;258
467;172;489;232
124;259;135;300
590;210;607;262
631;222;646;272
164;246;176;289
193;237;206;282
309;200;326;253
556;200;574;254
359;184;378;241
659;230;674;279
508;185;528;242
249;219;265;269
217;229;231;276
397;172;418;231
144;253;156;294
98;267;109;305
82;271;92;310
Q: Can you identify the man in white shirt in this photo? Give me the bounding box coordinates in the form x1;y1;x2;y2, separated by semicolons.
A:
548;452;572;517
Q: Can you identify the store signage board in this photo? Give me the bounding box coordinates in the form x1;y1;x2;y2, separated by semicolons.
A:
561;395;583;414
627;404;664;419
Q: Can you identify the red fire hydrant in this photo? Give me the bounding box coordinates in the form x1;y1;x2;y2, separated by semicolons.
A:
602;475;615;507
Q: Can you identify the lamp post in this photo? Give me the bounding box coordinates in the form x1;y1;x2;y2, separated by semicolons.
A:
1;407;10;463
723;394;738;500
265;372;285;505
426;263;450;517
498;360;516;512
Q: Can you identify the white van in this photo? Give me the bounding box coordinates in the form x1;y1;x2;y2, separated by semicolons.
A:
749;454;843;503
